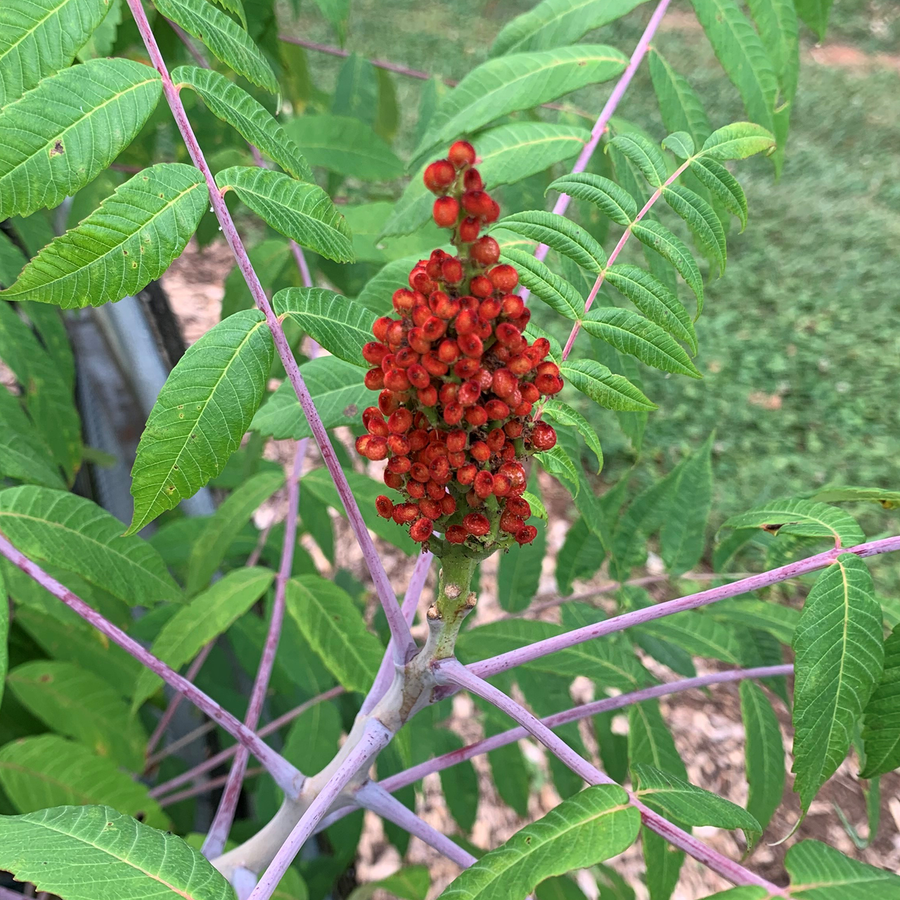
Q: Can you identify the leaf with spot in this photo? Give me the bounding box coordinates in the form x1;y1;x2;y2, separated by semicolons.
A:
252;356;375;440
173;66;311;181
217;167;353;263
496;211;606;273
128;309;274;534
500;248;584;320
663;184;727;274
631;220;704;313
740;680;785;832
561;359;655;412
1;164;208;308
133;567;274;708
274;287;376;366
792;555;884;811
0;57;161;220
547;173;637;226
689;157;748;230
785;839;900;898
415;45;626;157
286;575;383;694
0;804;230;899
861;624;900;778
722;498;865;548
154;0;277;92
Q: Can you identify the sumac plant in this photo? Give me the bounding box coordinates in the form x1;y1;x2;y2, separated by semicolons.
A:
0;0;898;898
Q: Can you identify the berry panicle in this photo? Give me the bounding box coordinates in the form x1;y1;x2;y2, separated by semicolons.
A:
359;140;563;550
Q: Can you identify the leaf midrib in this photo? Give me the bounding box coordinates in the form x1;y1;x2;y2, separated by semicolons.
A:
0;0;80;62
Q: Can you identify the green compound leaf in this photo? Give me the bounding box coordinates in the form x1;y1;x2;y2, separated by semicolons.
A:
604;264;697;352
0;0;111;105
173;66;311;181
541;399;603;473
631;220;704;313
7;661;146;770
0;738;168;828
634;764;761;835
690;0;777;135
582;308;701;378
491;0;649;56
286;575;383;694
274;287;376;366
133;567;274;708
499;248;584;320
438;785;639;900
154;0;277;92
861;625;900;778
721;497;865;548
0;485;181;606
252;357;374;441
384;123;588;239
785;839;900;898
699;122;776;161
561;359;656;412
0;804;230;899
649;50;712;149
608;133;667;187
285;114;404;182
186;469;284;596
547;172;637;226
792;554;884;811
2;164;208;307
496;211;606;274
740;680;785;833
217;167;353;263
415;45;626;157
0;58;161;220
663;184;727;274
128;309;274;534
689;157;748;230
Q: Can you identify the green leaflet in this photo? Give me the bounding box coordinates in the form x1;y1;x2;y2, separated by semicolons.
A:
252;357;374;440
217;167;353;263
285;576;383;694
634;764;761;835
186;469;285;596
699;122;776;161
746;0;799;106
0;738;167;828
490;0;649;55
154;0;277;92
662;131;695;160
497;513;545;614
811;485;900;508
785;839;900;898
438;785;639;900
649;51;712;149
0;485;180;607
2;164;208;307
549;171;638;227
861;625;900;778
536;444;580;496
500;248;584;320
331;52;377;126
721;497;865;547
630;220;704;313
541;399;603;472
0;57;161;220
0;567;6;708
698;890;768;900
793;0;834;41
710;598;800;644
740;681;784;833
690;0;777;135
555;517;605;595
496;211;606;273
561;358;655;412
7;661;146;770
415;45;626;157
792;555;884;811
274;287;376;366
207;0;246;28
348;866;429;900
285;114;404;182
132;567;274;707
639;611;741;664
0;0;111;105
0;805;229;899
311;0;350;42
581;308;701;378
17;301;75;388
663;184;727;274
604;264;697;352
689;157;748;230
127;309;274;534
173;67;311;181
0;385;65;488
384;122;588;238
608;133;668;187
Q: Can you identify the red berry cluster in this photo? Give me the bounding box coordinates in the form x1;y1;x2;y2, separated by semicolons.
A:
357;141;563;549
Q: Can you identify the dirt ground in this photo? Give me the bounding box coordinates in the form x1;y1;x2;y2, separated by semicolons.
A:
162;240;900;898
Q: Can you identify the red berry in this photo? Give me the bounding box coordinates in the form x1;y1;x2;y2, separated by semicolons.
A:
469;275;493;298
480;297;501;319
448;140;476;169
498;462;526;492
500;511;524;534
384;471;403;490
407;480;426;499
496;322;521;347
388;408;413;433
373;316;392;342
531;422;557;451
446;525;467;544
365;436;388;461
429;291;460;319
485;200;500;223
424;159;456;192
516;525;538;545
437;339;460;364
470;236;500;266
457;463;477;485
384;369;410;392
501;294;525;318
521;382;540;403
492;473;512;497
458;333;484;359
365;367;386;390
422;316;448;341
463;168;483;191
474;471;494;499
410;518;434;542
407;364;431;389
422;352;449;377
488;265;518;293
509;354;532;376
433;196;460;228
441;495;457;516
375;495;394;519
470;441;490;463
485;399;510;420
442;402;464;425
419;499;442;520
441;258;464;284
504;420;524;439
393;288;417;313
506;497;531;519
362;342;388;365
486;428;506;452
417;385;438;406
458;217;481;242
463;513;491;536
535;374;564;395
387;454;411;474
462;190;494;219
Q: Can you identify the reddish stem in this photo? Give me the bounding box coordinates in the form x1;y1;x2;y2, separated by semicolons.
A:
123;0;417;665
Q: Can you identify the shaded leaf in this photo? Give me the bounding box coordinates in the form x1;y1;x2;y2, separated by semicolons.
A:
631;220;704;312
500;248;584;320
561;359;656;411
663;184;727;274
794;0;833;41
555;517;605;595
722;498;865;548
861;625;900;778
649;51;711;148
689;157;748;230
0;386;65;488
785;839;900;898
541;400;603;472
740;680;784;832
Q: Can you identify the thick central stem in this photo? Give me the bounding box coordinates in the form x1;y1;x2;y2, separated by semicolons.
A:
428;548;478;660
